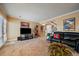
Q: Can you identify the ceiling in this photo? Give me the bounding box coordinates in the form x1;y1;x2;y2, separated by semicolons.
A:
1;3;79;22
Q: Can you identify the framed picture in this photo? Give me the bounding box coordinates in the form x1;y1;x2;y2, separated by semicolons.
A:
21;22;29;28
63;17;75;31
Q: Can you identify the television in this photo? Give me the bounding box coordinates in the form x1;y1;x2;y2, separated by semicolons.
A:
20;28;31;34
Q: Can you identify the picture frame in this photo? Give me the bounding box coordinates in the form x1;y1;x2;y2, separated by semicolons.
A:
21;22;29;28
63;17;75;31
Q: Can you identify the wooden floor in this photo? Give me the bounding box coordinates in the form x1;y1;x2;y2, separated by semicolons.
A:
0;37;79;56
0;37;48;56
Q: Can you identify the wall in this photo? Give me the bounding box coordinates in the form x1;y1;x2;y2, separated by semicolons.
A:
7;16;43;41
53;12;79;32
44;12;79;32
7;16;20;41
0;4;7;18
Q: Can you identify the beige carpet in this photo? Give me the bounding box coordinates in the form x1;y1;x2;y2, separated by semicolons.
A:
0;37;48;56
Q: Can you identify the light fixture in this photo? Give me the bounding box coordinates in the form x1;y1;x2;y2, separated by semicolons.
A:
42;24;45;26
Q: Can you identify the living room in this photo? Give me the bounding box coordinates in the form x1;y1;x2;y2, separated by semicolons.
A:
0;3;79;56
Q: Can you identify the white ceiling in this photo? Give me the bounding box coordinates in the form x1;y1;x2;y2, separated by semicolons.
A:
1;3;79;22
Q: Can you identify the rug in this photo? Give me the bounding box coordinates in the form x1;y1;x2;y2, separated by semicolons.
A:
48;42;73;56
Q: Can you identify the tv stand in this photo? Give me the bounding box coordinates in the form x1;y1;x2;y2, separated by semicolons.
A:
18;34;33;41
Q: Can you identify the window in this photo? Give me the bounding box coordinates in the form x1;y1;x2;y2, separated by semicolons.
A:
0;16;7;47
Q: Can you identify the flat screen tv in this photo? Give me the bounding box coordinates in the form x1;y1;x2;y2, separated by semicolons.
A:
20;28;31;34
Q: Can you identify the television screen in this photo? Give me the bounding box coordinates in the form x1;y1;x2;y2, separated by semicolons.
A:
20;28;31;34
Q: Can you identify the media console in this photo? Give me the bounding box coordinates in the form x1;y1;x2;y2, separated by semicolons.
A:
50;32;79;52
18;28;33;41
18;34;33;41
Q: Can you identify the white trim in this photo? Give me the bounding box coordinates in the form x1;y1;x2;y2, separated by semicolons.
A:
42;9;79;22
